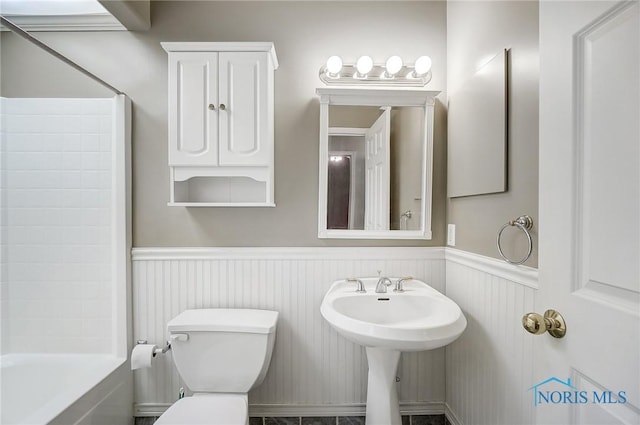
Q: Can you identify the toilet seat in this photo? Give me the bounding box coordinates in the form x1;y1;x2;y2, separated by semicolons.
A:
154;394;248;425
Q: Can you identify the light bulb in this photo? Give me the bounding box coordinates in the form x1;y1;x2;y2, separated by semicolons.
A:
326;56;343;77
385;56;403;77
414;56;432;76
356;56;373;76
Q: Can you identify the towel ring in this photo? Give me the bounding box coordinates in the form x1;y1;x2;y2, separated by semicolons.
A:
497;215;533;265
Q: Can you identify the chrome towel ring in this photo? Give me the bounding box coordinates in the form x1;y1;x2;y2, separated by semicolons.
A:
497;215;534;265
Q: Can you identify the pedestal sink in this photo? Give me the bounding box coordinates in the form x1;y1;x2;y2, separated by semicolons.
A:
320;278;466;425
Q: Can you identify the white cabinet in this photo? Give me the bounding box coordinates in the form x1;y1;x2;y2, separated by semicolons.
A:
162;42;278;206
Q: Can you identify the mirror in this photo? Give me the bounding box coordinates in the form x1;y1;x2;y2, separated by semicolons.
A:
317;88;439;239
448;49;507;197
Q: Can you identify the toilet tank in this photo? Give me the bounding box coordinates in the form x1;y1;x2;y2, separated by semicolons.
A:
167;309;278;393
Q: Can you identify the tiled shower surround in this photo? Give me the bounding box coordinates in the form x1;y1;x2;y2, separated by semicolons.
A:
0;97;114;354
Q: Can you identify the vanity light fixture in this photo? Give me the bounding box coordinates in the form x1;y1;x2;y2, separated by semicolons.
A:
325;56;343;78
355;55;374;78
413;55;433;77
319;55;432;86
384;56;403;77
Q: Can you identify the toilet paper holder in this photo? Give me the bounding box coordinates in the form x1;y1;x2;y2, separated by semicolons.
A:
136;339;171;356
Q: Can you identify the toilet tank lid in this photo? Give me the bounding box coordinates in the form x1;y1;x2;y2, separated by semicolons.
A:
167;309;279;334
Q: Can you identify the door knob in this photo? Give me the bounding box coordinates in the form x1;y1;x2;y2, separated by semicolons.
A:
219;103;226;111
522;309;566;338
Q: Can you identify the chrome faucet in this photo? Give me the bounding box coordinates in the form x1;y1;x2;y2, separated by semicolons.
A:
394;276;413;293
347;278;366;293
375;276;393;293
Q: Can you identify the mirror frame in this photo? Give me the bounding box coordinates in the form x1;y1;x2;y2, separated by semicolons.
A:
316;88;440;239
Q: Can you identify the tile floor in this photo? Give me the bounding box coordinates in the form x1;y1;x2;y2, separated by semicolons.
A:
135;414;449;425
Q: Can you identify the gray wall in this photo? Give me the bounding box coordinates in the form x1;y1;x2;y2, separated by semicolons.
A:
0;32;113;98
446;1;539;266
1;1;448;247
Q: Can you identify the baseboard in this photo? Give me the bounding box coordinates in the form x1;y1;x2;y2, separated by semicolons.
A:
444;402;463;425
134;402;445;418
135;403;171;417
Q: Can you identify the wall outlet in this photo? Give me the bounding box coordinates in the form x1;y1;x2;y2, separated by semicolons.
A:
447;224;456;246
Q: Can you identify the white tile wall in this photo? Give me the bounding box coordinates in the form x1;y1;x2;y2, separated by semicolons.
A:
132;247;446;416
0;98;114;354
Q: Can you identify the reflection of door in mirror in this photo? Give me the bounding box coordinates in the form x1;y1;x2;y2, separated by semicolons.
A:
328;131;365;229
327;152;354;229
364;107;391;231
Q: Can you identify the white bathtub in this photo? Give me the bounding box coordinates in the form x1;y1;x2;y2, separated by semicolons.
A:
0;354;132;425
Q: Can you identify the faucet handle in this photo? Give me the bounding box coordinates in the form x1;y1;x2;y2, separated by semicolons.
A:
347;278;366;293
394;276;413;293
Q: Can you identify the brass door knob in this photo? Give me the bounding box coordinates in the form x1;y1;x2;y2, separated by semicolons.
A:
522;309;566;338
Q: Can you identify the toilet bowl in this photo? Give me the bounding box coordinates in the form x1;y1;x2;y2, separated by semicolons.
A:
154;308;278;425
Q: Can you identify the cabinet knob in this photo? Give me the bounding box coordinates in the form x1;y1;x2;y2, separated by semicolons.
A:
219;104;226;111
208;104;215;110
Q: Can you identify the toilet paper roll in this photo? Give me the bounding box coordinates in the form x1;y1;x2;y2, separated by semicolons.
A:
131;344;157;370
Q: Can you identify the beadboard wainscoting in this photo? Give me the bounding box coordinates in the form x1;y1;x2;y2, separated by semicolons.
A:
131;247;447;417
444;249;538;425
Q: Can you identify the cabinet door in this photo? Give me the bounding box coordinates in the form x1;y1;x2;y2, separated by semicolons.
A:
168;52;219;166
218;52;270;166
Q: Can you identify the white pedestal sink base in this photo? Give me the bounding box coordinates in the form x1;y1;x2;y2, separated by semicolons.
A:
321;278;467;424
365;347;401;425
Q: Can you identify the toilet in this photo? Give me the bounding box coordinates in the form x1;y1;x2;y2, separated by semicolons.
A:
155;308;279;425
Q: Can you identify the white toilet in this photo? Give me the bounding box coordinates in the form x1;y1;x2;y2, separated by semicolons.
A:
155;308;279;425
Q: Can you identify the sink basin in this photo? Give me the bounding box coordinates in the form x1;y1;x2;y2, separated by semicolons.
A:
320;277;466;351
320;277;466;425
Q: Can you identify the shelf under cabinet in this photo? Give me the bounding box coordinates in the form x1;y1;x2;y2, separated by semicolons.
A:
168;202;276;207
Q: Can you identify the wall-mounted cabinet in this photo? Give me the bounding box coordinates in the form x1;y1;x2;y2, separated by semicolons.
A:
162;42;278;206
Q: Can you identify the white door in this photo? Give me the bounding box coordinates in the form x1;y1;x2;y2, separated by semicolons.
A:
364;107;391;231
537;1;639;424
218;52;270;166
168;52;219;166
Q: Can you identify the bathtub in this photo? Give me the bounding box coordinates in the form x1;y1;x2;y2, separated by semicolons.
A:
0;354;132;425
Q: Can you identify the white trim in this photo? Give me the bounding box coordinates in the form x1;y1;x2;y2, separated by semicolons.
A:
0;14;126;31
132;246;446;261
250;402;445;417
329;127;368;136
161;42;278;69
444;402;463;425
445;248;538;289
318;229;433;239
135;402;445;418
131;247;538;289
134;403;171;417
316;88;441;107
112;95;132;359
167;202;276;208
